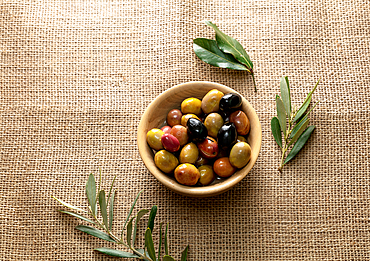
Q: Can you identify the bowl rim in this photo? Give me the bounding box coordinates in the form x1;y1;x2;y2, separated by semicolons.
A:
137;81;262;197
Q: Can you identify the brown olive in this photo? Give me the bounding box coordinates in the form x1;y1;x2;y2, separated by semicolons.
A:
161;125;172;134
181;97;202;115
170;125;189;146
198;165;215;186
201;89;224;114
146;128;164;150
236;135;247;143
213;157;236;177
194;155;210;167
204;113;224;138
179;143;199;164
198;136;219;159
154;150;178;173
181;114;200;126
229;110;250;135
167;109;182;127
229;142;251;168
174;163;200;186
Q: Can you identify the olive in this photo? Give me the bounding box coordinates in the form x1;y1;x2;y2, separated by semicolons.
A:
146;128;164;150
198;136;219;159
194;155;210;167
186;118;208;143
213;157;236;177
219;93;242;111
174;163;200;186
217;123;237;150
229;110;250;135
236;135;248;143
167;109;182;127
229;142;251;168
204;113;224;138
181;97;202;115
170;125;189;146
181;114;200;126
201;89;224;114
179;142;199;164
154;150;178;173
161;125;172;134
198;165;216;186
161;133;180;152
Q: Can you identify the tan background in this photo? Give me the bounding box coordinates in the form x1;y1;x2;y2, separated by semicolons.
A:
1;0;370;260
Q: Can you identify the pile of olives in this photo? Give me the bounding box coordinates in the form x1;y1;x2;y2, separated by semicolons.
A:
146;89;251;187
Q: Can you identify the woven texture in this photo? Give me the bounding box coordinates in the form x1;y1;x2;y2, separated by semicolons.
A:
1;0;370;260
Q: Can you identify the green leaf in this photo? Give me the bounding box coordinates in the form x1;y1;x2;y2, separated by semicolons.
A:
86;174;96;215
126;217;135;247
295;100;319;128
181;245;189;261
294;95;311;122
94;247;139;258
145;228;156;261
98;190;108;229
193;38;248;71
294;78;320;122
107;175;116;202
58;210;95;225
205;21;253;69
164;223;169;255
284;126;316;164
158;223;163;261
133;209;150;247
52;196;87;213
163;256;176;261
271;117;282;148
288;118;310;147
75;225;116;243
121;190;143;238
109;190;115;231
276;96;287;136
280;76;291;117
147;205;157;233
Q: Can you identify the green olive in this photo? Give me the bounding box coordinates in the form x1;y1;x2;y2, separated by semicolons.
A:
179;143;199;164
181;97;202;115
154;150;178;173
201;89;224;114
146;128;164;150
204;113;224;138
229;142;251;168
198;165;215;186
174;163;200;186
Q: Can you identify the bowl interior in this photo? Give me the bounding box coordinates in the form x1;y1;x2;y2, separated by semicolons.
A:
138;81;261;197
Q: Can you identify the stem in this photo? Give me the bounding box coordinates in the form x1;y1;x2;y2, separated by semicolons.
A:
279;112;296;172
251;72;257;92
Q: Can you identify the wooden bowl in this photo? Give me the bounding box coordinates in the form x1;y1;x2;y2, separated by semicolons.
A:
138;81;261;197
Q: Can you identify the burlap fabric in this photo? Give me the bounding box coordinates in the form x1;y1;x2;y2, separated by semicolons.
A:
1;0;370;260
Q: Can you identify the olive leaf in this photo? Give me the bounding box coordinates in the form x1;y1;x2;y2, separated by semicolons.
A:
164;223;169;256
58;210;96;225
99;190;108;229
271;77;320;171
284;126;316;164
158;223;163;261
276;96;287;137
193;21;257;92
121;190;143;239
75;225;116;243
109;190;115;230
133;209;150;247
193;38;249;71
145;228;156;261
163;256;176;261
86;173;97;215
147;205;157;233
280;76;291;117
52;196;87;213
94;247;139;258
205;21;253;70
181;245;189;261
126;217;135;247
271;117;282;148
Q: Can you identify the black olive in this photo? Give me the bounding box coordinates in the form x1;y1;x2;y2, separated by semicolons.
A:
186;118;208;143
219;93;242;111
217;123;237;150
